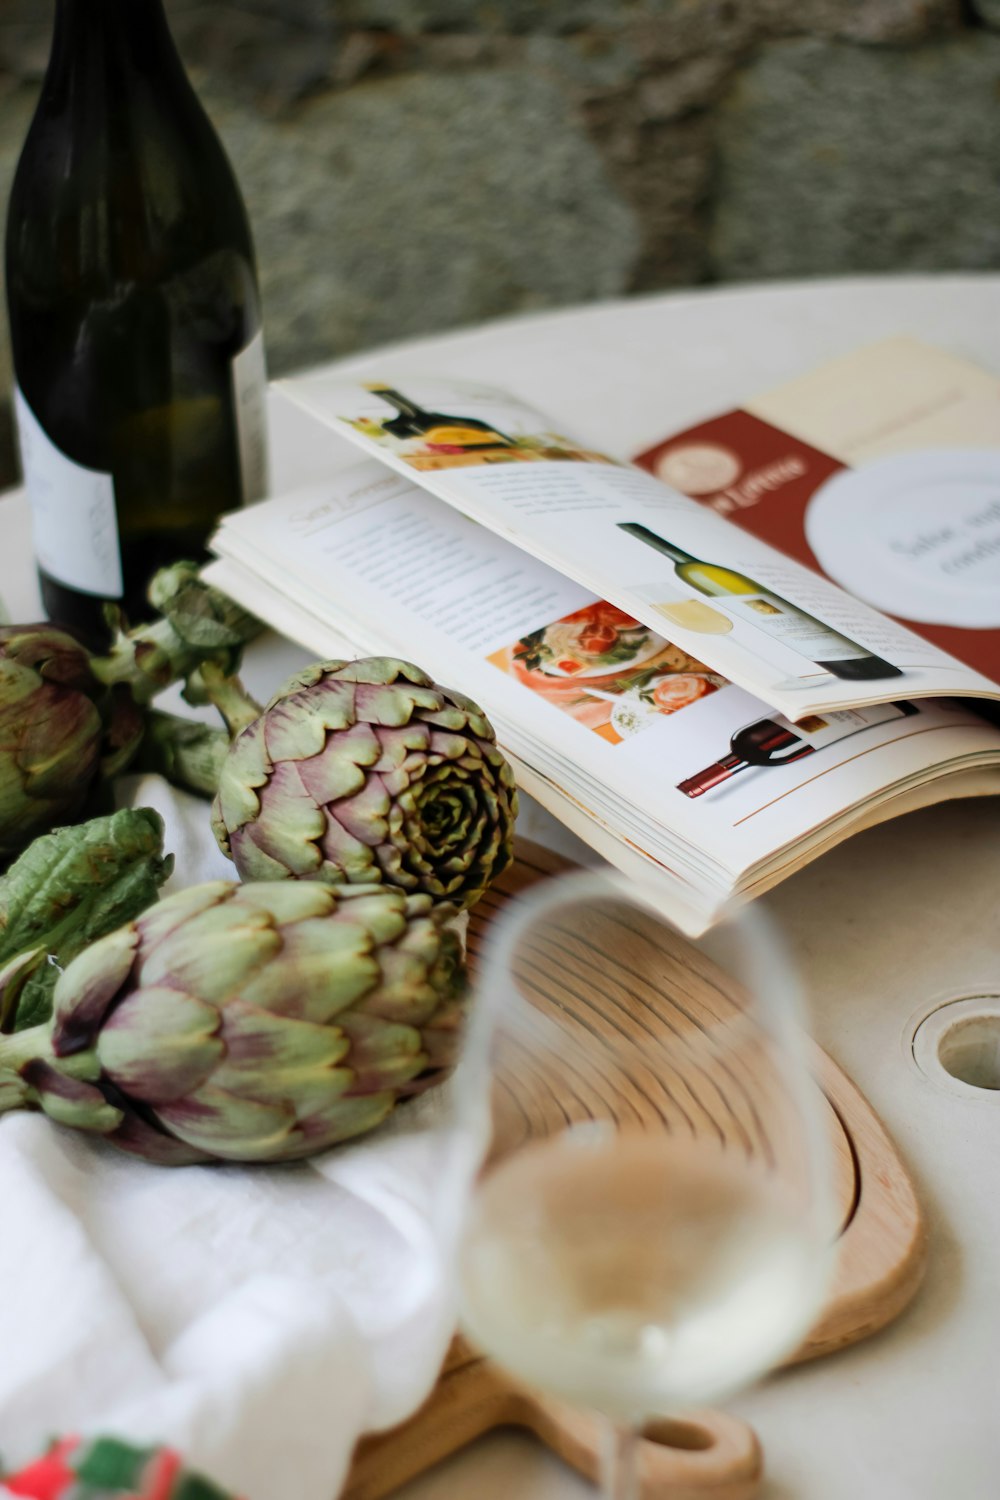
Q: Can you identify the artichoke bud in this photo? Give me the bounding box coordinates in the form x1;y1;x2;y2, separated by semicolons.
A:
0;879;468;1165
212;657;518;912
0;625;140;864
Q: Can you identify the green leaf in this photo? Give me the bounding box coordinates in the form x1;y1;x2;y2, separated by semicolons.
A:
74;1434;156;1487
0;808;172;1033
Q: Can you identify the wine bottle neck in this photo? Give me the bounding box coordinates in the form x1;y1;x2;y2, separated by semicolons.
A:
676;753;746;798
370;388;421;418
48;0;183;90
617;524;696;567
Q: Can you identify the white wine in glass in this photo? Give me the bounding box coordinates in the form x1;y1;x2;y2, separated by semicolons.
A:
453;871;836;1499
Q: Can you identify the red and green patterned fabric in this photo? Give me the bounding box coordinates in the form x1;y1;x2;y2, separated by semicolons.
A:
0;1437;241;1500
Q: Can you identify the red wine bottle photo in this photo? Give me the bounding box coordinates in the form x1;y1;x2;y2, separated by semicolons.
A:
678;702;919;797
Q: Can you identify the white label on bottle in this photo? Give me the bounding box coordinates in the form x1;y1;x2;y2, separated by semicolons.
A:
778;703;909;750
231;329;269;505
14;386;123;598
719;591;869;663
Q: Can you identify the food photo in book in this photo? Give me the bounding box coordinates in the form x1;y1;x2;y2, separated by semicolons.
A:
487;600;725;743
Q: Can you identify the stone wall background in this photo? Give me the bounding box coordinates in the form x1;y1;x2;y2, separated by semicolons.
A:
1;0;999;486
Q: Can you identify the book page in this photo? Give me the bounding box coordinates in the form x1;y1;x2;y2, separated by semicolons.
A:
204;552;724;930
212;461;1000;891
276;371;999;720
635;336;1000;687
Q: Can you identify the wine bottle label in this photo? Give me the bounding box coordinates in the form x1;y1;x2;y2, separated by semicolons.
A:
231;329;269;505
13;386;123;598
778;703;909;750
717;591;869;663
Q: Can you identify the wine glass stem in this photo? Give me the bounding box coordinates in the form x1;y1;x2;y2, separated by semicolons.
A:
603;1422;639;1500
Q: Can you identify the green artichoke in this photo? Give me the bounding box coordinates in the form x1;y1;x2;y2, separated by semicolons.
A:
0;880;465;1164
0;565;262;864
0;625;143;863
211;657;518;912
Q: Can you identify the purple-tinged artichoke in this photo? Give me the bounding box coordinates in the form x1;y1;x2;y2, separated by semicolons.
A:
0;566;262;864
0;880;465;1164
0;625;142;863
211;658;518;912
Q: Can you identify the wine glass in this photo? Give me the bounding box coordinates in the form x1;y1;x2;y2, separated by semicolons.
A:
451;869;837;1500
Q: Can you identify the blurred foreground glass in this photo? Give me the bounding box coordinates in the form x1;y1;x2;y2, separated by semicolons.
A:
451;870;836;1500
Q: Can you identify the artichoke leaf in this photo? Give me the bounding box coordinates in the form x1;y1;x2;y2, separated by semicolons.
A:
136;880;233;956
52;924;141;1055
18;688;103;797
21;1058;122;1133
229;881;336;926
154;1083;302;1162
263;679;364;759
106;1105;213;1165
239;945;381;1022
333;1011;427;1091
97;986;224;1103
0;947;46;1032
138;905;282;1002
213;715;271;837
213;1000;354;1113
298;1091;397;1151
0;809;171;1033
232;763;329;878
295;722;383;805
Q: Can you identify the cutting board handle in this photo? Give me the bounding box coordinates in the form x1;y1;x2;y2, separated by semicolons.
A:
511;1386;762;1500
343;1344;762;1500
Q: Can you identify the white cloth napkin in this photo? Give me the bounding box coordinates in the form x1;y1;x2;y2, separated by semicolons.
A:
0;774;471;1500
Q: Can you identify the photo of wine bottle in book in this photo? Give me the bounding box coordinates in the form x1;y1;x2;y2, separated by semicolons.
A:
341;383;617;473
6;0;268;646
677;702;920;798
618;522;903;683
365;385;517;451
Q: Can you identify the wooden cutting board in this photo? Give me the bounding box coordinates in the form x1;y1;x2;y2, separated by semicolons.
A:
342;842;926;1500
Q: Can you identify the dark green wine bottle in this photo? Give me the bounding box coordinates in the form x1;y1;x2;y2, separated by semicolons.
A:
5;0;268;646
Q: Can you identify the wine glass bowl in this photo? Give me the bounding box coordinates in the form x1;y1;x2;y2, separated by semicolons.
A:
454;871;836;1496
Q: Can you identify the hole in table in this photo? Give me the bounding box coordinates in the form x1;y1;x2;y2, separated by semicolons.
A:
910;994;1000;1098
936;1013;1000;1091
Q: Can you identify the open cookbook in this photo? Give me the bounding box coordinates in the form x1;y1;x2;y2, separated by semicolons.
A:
206;337;1000;933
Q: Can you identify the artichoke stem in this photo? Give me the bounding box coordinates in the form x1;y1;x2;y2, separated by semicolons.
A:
0;1023;99;1106
136;710;232;798
89;619;214;705
185;663;262;739
90;566;262;706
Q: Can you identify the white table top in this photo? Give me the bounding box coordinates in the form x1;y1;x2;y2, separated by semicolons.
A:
4;273;999;1499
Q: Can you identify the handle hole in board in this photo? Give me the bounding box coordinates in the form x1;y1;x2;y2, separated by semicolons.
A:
640;1418;715;1452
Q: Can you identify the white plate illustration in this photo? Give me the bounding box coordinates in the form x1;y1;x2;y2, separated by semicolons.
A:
536;634;664;679
804;448;1000;629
